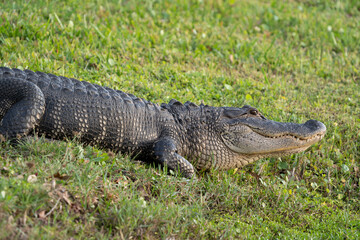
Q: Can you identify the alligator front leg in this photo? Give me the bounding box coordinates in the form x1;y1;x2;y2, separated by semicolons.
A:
154;137;195;178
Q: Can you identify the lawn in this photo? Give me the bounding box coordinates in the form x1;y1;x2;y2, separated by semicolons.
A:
0;0;359;239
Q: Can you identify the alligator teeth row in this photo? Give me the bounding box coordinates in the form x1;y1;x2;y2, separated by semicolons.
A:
266;134;299;139
265;133;323;141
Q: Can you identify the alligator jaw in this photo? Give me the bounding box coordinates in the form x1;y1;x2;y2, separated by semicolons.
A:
250;131;326;154
251;120;327;141
221;119;326;155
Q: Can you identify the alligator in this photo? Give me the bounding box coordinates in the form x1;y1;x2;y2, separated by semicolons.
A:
0;67;326;178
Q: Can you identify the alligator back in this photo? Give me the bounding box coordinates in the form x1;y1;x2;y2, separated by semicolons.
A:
0;67;169;154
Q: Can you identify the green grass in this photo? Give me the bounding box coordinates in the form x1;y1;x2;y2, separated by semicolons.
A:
0;0;359;238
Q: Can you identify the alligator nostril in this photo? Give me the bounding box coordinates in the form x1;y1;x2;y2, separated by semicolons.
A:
304;120;327;132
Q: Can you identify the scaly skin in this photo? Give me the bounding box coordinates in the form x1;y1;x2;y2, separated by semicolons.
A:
0;67;326;178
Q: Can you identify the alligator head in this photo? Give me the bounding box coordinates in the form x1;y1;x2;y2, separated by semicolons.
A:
164;100;326;170
219;105;326;165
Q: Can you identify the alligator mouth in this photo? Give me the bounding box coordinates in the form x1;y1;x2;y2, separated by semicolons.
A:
246;127;326;154
222;119;326;155
252;129;326;142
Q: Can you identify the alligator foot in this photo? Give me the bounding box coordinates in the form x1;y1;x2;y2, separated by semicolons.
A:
154;137;195;178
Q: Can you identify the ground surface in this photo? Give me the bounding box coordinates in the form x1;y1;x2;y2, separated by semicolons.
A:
0;0;359;239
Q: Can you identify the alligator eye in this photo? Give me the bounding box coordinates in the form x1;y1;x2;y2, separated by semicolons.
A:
249;109;258;115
